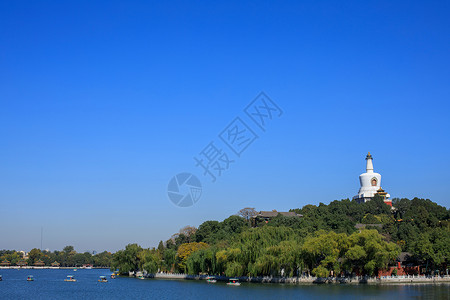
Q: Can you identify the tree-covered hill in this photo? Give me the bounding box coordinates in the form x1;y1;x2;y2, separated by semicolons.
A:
111;197;449;278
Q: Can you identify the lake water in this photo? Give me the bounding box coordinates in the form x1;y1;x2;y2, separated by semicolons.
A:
0;269;448;299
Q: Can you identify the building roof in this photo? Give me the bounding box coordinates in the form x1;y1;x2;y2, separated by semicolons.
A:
398;252;413;262
0;260;11;266
17;260;27;266
34;259;45;266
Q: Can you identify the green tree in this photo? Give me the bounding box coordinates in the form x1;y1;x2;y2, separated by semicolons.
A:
157;241;165;259
111;243;143;274
28;248;43;265
345;230;400;276
301;230;348;277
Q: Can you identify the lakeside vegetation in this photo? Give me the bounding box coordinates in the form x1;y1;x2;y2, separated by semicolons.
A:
0;246;112;268
2;197;448;278
110;197;449;278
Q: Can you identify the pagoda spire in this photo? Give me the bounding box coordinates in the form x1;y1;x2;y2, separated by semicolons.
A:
365;152;374;173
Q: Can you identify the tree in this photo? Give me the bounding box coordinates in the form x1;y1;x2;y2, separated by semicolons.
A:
344;230;400;276
157;241;165;259
162;249;177;272
63;246;75;254
412;227;450;272
301;230;348;277
186;248;216;275
140;249;159;274
111;244;143;274
28;248;43;265
221;215;248;236
195;221;220;243
177;242;209;272
179;226;197;243
94;251;112;267
238;207;258;221
165;239;176;250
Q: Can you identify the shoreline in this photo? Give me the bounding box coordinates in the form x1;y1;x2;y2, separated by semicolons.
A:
144;273;450;285
3;267;447;285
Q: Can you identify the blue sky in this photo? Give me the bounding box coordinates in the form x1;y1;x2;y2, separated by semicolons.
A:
1;0;449;252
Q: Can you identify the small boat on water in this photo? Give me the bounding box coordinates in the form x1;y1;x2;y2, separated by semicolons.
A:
0;275;3;281
226;278;240;286
135;271;145;279
98;276;108;282
110;274;116;279
64;275;76;282
206;276;217;283
27;275;34;281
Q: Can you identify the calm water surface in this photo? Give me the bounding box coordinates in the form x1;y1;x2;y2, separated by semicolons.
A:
0;269;448;299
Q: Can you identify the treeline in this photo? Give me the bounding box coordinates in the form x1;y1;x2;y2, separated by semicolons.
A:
0;246;112;267
111;197;449;277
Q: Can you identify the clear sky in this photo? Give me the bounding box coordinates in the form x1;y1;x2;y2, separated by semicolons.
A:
1;0;449;252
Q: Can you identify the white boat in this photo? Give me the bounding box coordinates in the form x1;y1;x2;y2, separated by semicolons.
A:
206;276;217;283
98;276;108;282
226;278;240;286
64;275;76;282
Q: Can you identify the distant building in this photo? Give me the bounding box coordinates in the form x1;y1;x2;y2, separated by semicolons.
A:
34;259;45;267
0;260;11;266
51;261;60;267
353;152;392;206
17;259;27;267
251;210;302;227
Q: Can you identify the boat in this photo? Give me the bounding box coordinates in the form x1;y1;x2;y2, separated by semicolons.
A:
135;271;145;279
64;275;76;282
98;276;108;282
206;276;217;283
27;275;34;281
111;270;119;278
73;268;77;271
226;278;240;286
0;275;3;281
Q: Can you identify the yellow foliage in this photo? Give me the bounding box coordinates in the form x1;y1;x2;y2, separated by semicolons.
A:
177;242;209;262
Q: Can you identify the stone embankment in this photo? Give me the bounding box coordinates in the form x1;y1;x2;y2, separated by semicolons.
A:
142;272;450;285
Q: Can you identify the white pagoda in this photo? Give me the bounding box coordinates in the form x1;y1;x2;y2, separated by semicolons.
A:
353;152;392;206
